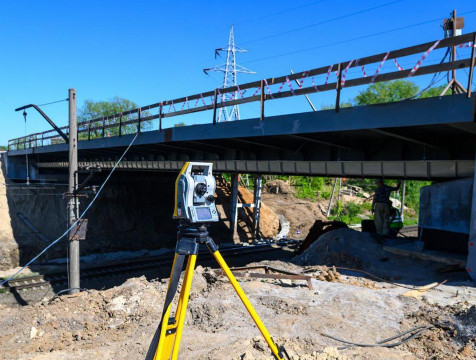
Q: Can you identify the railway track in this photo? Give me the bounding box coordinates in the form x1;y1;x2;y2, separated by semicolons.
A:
399;225;419;236
2;241;295;293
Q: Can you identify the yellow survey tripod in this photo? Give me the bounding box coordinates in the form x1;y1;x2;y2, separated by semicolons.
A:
145;221;290;360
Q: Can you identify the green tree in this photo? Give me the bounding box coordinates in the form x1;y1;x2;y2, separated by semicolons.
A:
78;97;150;139
354;80;419;105
174;122;186;127
419;85;446;98
320;102;353;110
0;145;6;151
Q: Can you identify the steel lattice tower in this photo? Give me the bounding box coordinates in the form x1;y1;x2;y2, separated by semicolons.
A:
204;26;256;122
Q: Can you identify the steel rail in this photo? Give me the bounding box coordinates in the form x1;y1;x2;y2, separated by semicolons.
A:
3;241;294;293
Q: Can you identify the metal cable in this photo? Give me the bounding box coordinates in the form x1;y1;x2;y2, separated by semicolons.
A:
321;325;432;349
0;132;139;288
243;9;476;64
37;98;69;107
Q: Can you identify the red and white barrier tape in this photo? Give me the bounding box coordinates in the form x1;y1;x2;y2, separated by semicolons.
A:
394;58;404;71
299;71;309;88
311;77;319;92
168;100;176;113
371;51;390;82
324;64;334;85
236;85;244;99
361;65;368;77
285;76;295;95
180;97;189;111
458;42;474;48
217;89;225;103
264;79;274;98
409;40;440;76
341;59;355;86
252;87;261;97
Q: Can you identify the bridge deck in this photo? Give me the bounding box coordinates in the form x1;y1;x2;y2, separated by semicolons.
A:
7;94;476;180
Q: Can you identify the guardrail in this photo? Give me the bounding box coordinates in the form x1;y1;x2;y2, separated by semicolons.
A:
8;32;476;151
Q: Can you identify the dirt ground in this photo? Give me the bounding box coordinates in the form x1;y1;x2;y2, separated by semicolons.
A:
1;180;475;359
262;192;327;240
1;228;475;360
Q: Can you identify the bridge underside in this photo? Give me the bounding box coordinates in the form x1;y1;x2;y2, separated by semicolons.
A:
7;94;476;181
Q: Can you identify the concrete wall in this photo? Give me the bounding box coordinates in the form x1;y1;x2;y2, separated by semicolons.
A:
419;177;472;234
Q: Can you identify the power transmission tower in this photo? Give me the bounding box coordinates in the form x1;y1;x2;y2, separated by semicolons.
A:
204;26;256;122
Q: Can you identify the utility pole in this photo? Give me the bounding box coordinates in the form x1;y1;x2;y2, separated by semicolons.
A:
68;88;80;295
203;26;256;122
441;10;466;95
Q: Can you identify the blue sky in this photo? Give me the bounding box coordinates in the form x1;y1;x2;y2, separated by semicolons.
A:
1;0;475;145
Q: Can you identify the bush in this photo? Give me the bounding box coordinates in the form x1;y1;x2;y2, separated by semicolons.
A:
320;190;331;200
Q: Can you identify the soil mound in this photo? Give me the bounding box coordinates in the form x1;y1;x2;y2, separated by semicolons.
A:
264;179;295;195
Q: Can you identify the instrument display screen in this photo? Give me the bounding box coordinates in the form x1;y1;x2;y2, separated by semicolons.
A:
196;207;212;220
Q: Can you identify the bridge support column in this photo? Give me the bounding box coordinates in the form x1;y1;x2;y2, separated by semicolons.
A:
230;173;239;243
468;158;476;282
68;89;80;295
253;175;262;240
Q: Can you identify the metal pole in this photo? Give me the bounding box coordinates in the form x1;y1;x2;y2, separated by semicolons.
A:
400;180;406;222
253;175;262;240
326;178;338;217
230;173;239;242
68;88;80;295
290;70;317;111
213;89;218;125
260;80;265;121
335;63;342;113
159;103;163;132
336;178;342;208
452;10;457;95
468;33;476;98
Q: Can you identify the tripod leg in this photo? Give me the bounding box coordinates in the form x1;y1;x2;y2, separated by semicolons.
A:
170;254;196;360
211;249;286;360
145;253;185;360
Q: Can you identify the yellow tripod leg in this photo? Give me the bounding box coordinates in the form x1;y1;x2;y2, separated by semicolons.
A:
171;255;196;360
154;254;197;360
153;253;178;360
212;250;285;360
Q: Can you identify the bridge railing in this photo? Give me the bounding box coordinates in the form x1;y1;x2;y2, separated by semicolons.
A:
8;32;476;151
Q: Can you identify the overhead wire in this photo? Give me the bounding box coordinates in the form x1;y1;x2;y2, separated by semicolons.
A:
37;98;69;107
241;0;405;45
0;132;139;288
243;9;476;64
235;0;329;26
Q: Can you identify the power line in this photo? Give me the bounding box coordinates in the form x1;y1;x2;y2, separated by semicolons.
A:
37;98;69;107
241;0;405;45
235;0;329;26
242;11;476;65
